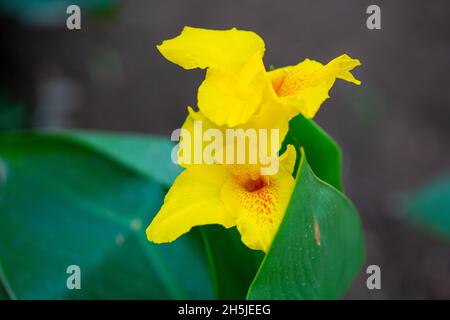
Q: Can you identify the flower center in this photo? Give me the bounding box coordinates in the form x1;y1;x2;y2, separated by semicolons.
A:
243;175;268;192
275;70;312;97
226;164;268;192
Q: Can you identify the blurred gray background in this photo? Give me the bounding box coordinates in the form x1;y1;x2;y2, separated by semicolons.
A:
1;0;449;299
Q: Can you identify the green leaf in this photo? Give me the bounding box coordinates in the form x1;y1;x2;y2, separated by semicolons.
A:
38;131;181;187
283;114;343;191
0;132;213;299
247;152;365;299
200;226;263;299
0;282;9;300
402;174;450;240
201;115;348;299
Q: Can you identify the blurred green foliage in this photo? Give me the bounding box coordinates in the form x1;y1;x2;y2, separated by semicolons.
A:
0;132;213;299
403;174;450;241
0;282;8;300
0;118;365;299
0;0;119;25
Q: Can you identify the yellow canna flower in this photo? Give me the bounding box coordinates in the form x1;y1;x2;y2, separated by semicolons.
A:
147;146;296;252
147;27;361;253
157;26;361;126
269;54;361;118
157;27;268;128
149;103;296;252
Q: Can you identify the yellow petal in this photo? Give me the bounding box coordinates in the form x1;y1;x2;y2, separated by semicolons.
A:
221;166;295;252
176;107;222;167
157;26;265;73
319;54;361;85
178;106;290;169
284;82;332;118
146;165;235;243
280;145;297;175
243;98;290;149
271;59;324;98
269;54;361;118
158;27;268;127
198;51;268;126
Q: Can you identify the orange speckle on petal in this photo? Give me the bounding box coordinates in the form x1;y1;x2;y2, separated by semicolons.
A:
275;70;313;97
233;175;279;226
